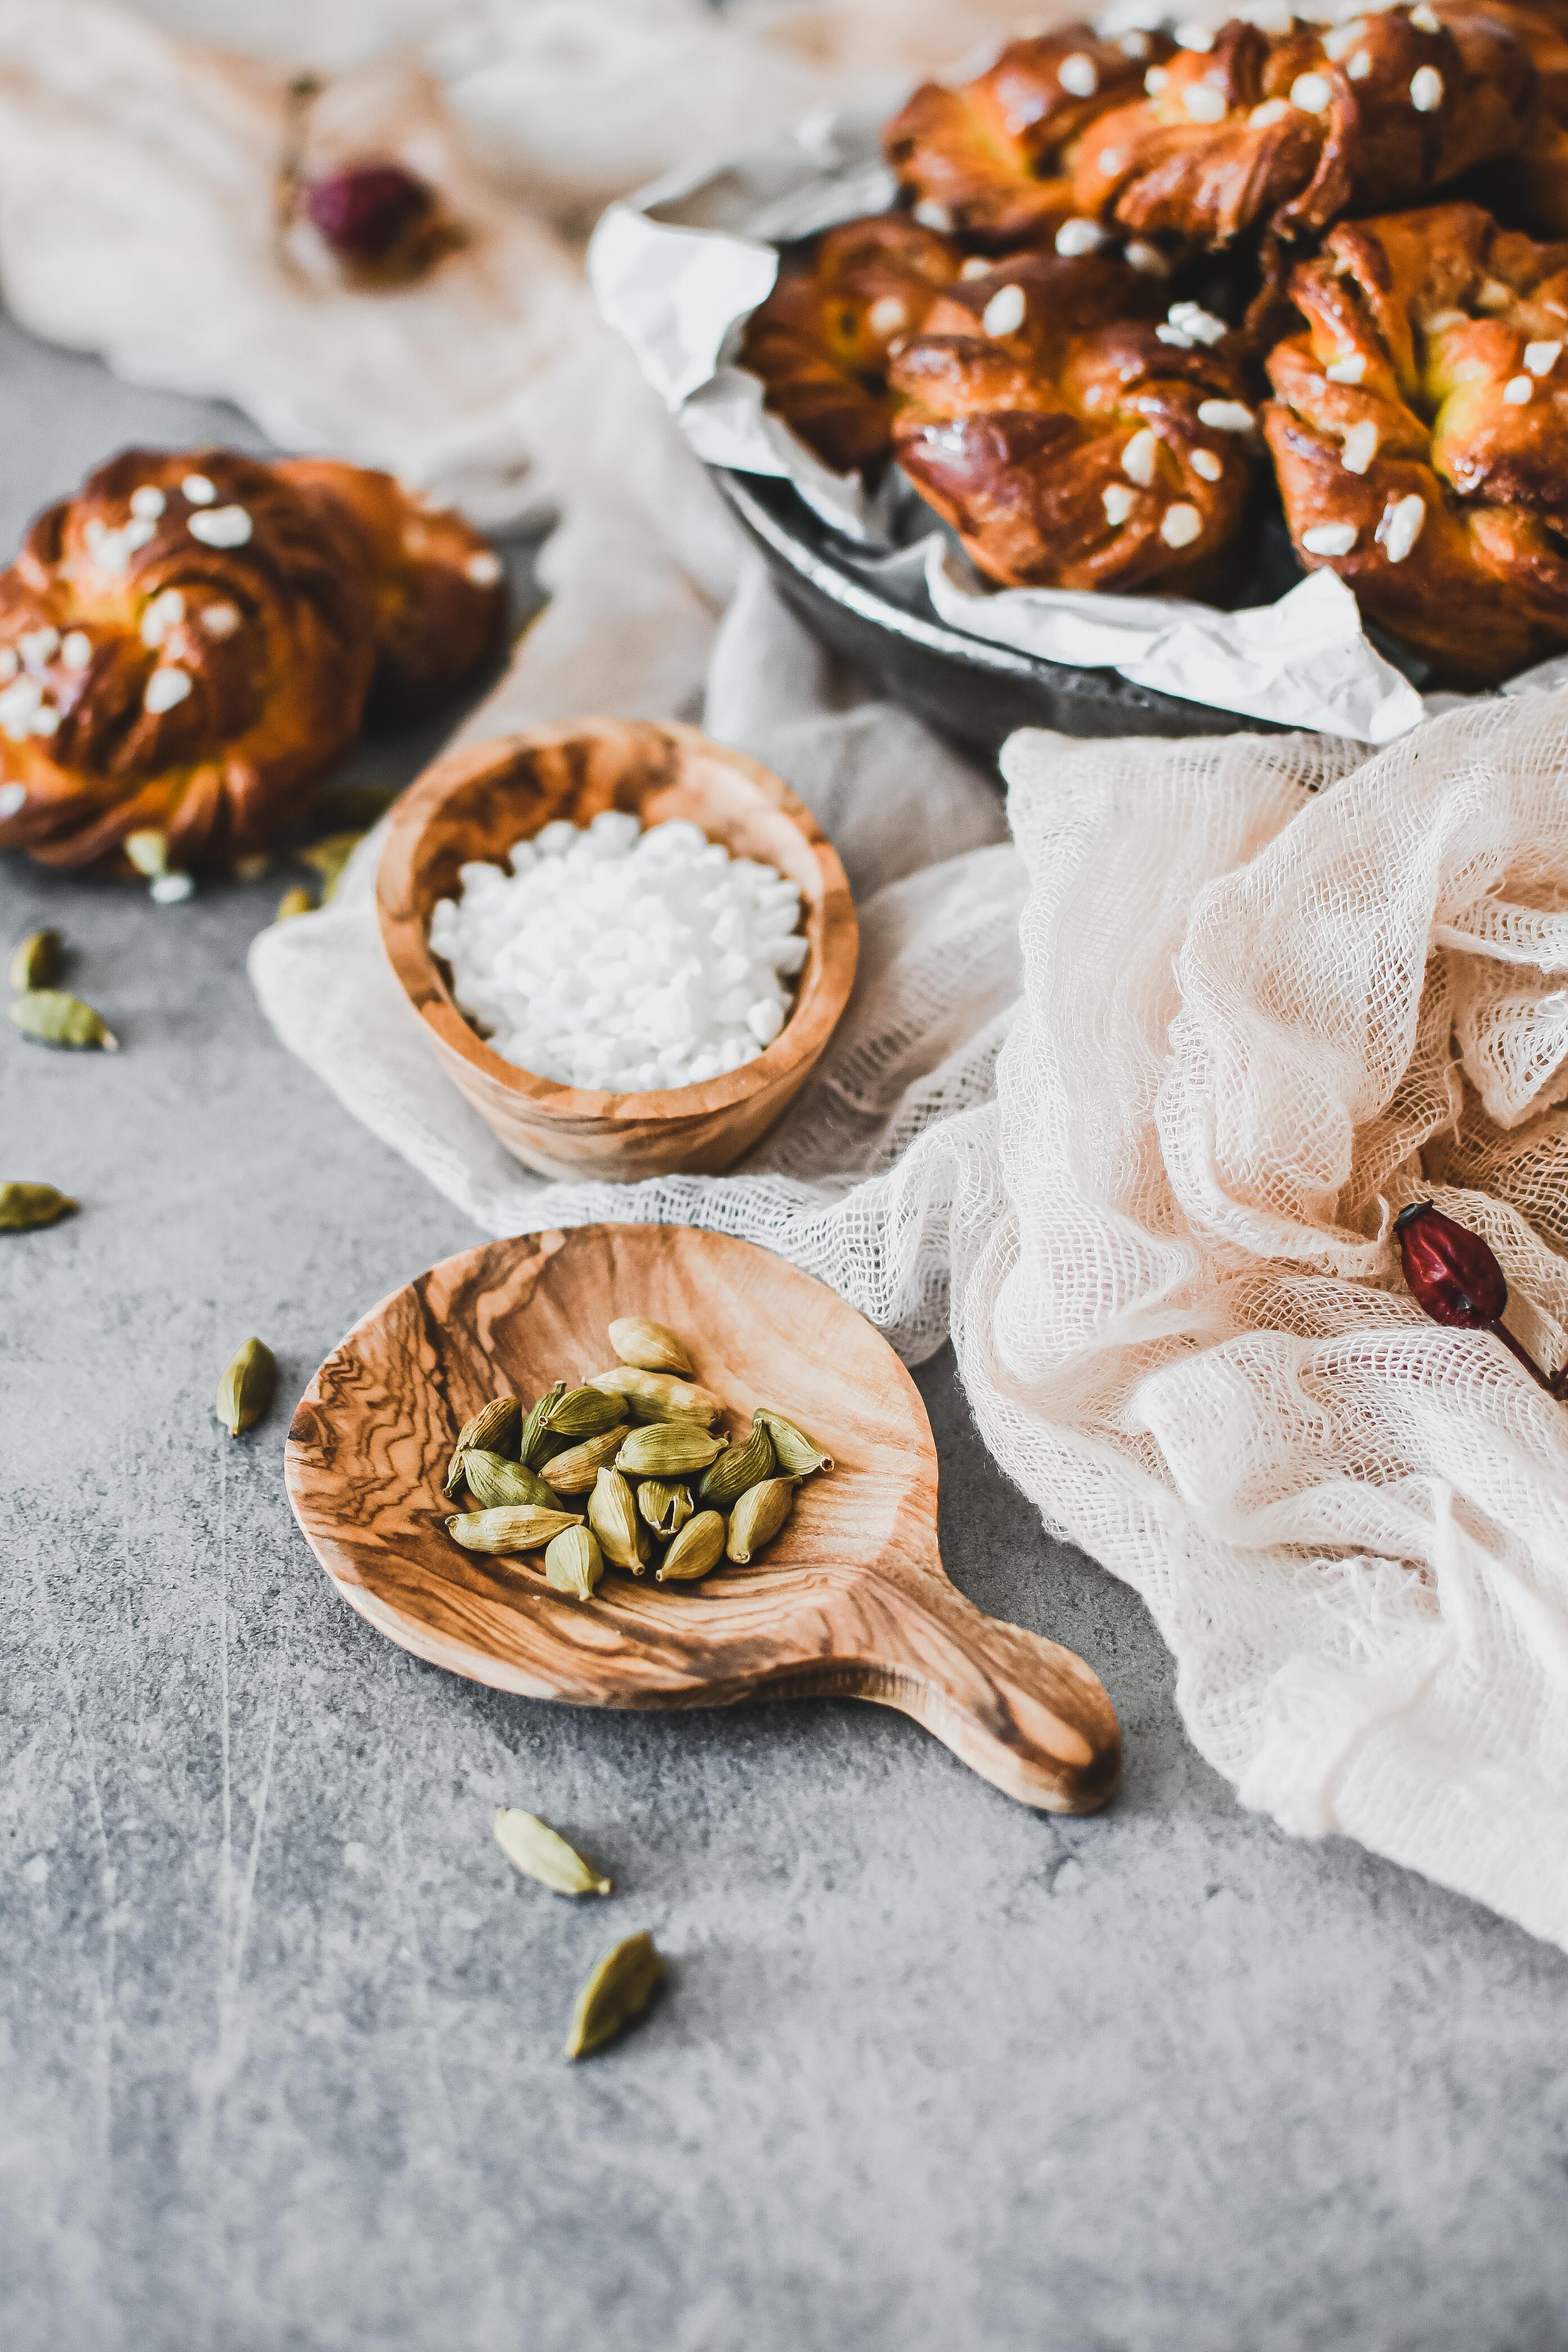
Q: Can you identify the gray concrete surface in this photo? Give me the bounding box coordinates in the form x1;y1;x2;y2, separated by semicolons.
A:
3;307;1568;2352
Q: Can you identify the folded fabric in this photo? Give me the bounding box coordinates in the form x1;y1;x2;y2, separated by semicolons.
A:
0;0;1034;519
0;0;590;522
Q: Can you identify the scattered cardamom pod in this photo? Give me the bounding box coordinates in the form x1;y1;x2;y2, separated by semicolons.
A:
545;1523;604;1603
446;1504;582;1554
297;828;365;905
616;1422;727;1478
588;1366;722;1428
726;1476;795;1564
698;1415;775;1509
542;1424;629;1495
443;1394;521;1497
8;928;61;992
636;1479;693;1539
275;885;314;921
0;1181;77;1231
587;1468;649;1571
754;1409;833;1476
543;1383;628;1441
519;1380;567;1468
656;1509;725;1583
123;827;169;879
9;990;118;1051
607;1316;696;1378
493;1808;611;1897
460;1449;561;1512
564;1930;665;2061
216;1337;277;1437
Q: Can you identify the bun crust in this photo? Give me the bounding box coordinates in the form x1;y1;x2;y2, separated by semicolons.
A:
890;256;1255;593
738;216;961;475
1264;201;1568;684
1073;5;1536;250
884;26;1166;252
0;449;504;871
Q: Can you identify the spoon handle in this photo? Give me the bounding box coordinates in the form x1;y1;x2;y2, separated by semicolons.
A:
792;1573;1121;1814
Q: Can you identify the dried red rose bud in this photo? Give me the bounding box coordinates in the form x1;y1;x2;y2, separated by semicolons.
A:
1395;1200;1560;1393
304;163;434;264
1394;1200;1507;1327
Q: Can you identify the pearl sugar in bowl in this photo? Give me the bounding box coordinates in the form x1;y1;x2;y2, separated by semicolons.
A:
377;719;858;1182
429;809;807;1095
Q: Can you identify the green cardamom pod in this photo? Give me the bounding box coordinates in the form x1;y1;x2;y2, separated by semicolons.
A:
275;885;314;921
587;1366;722;1427
607;1316;696;1378
636;1479;693;1539
9;990;118;1051
124;827;170;878
725;1476;795;1564
754;1409;833;1476
544;1424;630;1495
0;1181;78;1231
443;1395;521;1497
216;1337;277;1437
493;1808;611;1897
615;1422;727;1478
297;828;365;905
544;1523;604;1602
543;1383;628;1440
564;1930;666;2061
460;1449;561;1512
698;1415;775;1508
446;1504;582;1554
8;928;61;991
655;1509;725;1582
587;1468;649;1571
519;1380;567;1467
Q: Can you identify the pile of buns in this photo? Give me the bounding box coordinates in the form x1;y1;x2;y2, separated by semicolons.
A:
740;2;1568;687
0;451;505;872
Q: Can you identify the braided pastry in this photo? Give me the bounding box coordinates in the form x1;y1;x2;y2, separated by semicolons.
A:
738;216;960;475
276;460;504;718
888;257;1256;592
0;449;503;872
884;24;1171;255
1263;202;1568;684
1070;5;1536;250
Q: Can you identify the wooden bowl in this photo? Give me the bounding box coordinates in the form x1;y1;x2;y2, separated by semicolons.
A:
376;718;858;1182
285;1225;1121;1814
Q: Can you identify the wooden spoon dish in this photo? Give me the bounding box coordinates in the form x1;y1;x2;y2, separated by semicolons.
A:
285;1226;1121;1814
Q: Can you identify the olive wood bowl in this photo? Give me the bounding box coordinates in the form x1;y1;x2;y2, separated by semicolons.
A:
377;717;858;1182
285;1224;1122;1815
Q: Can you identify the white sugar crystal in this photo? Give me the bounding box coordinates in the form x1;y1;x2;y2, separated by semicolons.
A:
0;781;26;817
430;810;806;1094
150;871;195;903
188;505;252;549
1409;64;1444;110
1058;51;1099;96
144;666;193;714
130;485;166;520
1054;218;1106;257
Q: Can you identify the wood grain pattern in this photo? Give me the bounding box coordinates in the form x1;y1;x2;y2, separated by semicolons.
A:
376;719;859;1182
284;1226;1121;1814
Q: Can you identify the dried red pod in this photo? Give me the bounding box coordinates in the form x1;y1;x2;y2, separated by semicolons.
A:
1395;1201;1560;1394
305;163;434;264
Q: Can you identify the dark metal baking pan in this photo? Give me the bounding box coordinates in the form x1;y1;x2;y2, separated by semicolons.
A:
714;466;1304;759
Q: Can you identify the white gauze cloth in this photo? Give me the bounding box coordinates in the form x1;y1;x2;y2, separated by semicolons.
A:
253;336;1568;1949
0;0;1030;517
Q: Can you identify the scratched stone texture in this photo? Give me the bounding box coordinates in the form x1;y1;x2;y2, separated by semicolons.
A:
3;307;1568;2352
